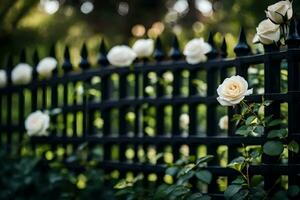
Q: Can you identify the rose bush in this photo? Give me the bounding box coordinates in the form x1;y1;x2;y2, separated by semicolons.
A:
217;75;253;106
183;38;211;64
107;45;137;67
0;70;7;88
132;39;154;58
25;111;50;136
11;63;32;85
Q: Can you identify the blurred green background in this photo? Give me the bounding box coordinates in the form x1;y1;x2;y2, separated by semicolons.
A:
0;0;299;66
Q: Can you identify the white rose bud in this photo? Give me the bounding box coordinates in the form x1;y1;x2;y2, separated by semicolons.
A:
219;115;228;130
37;57;57;78
163;72;174;82
217;75;253;106
132;39;154;58
107;45;137;67
0;70;7;88
266;0;293;24
255;19;281;45
25;111;50;136
180;113;190;129
183;38;212;64
11;63;32;85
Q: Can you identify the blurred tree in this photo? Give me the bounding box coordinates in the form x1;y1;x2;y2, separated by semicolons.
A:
0;0;299;64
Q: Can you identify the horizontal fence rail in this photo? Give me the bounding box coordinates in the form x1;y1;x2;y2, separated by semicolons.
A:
1;20;300;198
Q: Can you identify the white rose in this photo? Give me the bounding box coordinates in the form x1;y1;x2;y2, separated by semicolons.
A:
183;38;212;64
217;75;253;106
266;0;292;24
219;115;228;130
180;113;189;128
11;63;32;85
37;57;57;78
132;39;154;58
163;72;174;82
0;70;7;88
25;111;50;136
107;45;137;67
255;19;281;45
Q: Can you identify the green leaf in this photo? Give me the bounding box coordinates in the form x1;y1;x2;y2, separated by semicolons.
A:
227;157;245;172
288;140;299;154
235;129;251;136
165;166;178;176
246;116;256;125
170;185;190;198
177;171;195;184
253;125;264;136
195;170;212;184
267;129;287;139
231;176;246;185
195;155;214;166
287;185;300;197
224;185;242;200
188;193;204;200
268;119;282;127
177;164;194;178
232;189;249;200
153;184;169;199
263;141;284;156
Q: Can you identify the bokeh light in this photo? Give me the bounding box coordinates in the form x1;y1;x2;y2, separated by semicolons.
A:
80;1;94;14
131;24;146;37
118;1;129;16
195;0;213;17
40;0;59;15
147;22;165;38
173;0;189;14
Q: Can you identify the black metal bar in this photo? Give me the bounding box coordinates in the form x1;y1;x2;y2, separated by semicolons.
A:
170;35;182;161
206;32;219;193
154;36;165;183
62;45;73;159
18;49;26;154
263;43;281;191
5;55;13;153
99;40;111;162
287;18;300;188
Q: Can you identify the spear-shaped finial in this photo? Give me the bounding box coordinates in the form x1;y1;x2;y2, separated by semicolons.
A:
234;27;251;56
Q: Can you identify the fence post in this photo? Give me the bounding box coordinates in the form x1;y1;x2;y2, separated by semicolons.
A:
5;55;13;153
98;40;111;162
79;43;91;139
206;32;219;193
18;49;26;154
62;45;73;159
286;18;300;188
154;36;165;183
263;37;281;191
170;35;182;161
49;44;59;152
234;27;251;78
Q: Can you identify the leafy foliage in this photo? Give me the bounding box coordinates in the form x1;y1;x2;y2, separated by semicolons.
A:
0;149;115;200
114;155;214;200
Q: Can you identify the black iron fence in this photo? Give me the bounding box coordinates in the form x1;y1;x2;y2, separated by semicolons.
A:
1;19;300;197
